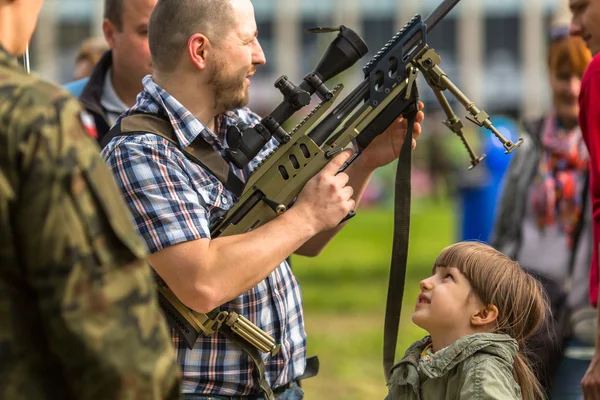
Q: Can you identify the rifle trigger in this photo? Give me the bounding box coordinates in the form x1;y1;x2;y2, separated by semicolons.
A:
325;147;344;159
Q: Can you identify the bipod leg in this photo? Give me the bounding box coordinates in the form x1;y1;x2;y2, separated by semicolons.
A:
413;48;523;154
436;72;523;154
431;87;485;170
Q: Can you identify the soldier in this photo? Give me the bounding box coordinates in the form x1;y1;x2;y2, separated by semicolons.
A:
0;0;181;398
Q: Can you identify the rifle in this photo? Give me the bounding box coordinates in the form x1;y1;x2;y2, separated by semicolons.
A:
155;0;522;372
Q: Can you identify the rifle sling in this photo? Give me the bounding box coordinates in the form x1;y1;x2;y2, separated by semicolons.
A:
101;113;277;400
220;326;275;400
101;113;244;198
383;96;417;381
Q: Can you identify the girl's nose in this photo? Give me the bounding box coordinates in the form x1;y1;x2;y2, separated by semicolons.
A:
419;277;433;291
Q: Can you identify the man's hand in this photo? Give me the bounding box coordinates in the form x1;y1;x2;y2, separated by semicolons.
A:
583;349;600;398
294;149;356;233
357;101;425;171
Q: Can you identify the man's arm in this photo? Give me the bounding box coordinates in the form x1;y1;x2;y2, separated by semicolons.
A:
104;137;356;313
14;90;180;398
296;107;424;257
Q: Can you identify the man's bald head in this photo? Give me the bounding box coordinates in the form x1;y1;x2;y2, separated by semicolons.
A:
148;0;235;73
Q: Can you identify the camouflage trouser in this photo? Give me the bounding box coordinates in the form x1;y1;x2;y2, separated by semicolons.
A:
185;382;304;400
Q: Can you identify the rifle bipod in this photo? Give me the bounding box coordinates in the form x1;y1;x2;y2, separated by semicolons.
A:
412;47;523;169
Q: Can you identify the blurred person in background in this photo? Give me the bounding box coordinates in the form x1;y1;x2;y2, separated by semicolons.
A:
65;0;156;142
570;0;600;397
0;0;181;397
73;36;109;80
424;110;453;202
491;26;592;399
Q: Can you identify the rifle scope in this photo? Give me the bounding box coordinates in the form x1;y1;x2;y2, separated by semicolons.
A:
225;26;368;169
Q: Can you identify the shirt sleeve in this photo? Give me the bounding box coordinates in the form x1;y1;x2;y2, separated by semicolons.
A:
459;359;521;399
102;135;213;254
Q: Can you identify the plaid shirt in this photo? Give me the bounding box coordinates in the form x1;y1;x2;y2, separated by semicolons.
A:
102;76;306;396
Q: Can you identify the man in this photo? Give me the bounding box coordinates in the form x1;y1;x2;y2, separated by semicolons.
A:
102;0;423;397
571;0;600;397
66;0;156;141
0;0;181;398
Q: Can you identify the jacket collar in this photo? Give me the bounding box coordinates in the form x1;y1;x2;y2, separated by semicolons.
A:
80;50;113;117
0;44;20;69
392;333;518;379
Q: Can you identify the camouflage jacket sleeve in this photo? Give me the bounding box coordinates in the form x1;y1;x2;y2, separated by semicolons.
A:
0;74;181;399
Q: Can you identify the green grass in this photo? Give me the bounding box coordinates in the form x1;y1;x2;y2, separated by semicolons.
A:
291;198;455;399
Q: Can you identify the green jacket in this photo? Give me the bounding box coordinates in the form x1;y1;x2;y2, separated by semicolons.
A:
386;333;522;400
0;45;181;399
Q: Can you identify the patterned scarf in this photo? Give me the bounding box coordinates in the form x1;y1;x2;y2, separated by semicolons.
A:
418;343;435;367
530;114;588;248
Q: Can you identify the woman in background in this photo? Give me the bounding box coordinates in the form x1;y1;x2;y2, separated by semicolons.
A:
492;26;592;399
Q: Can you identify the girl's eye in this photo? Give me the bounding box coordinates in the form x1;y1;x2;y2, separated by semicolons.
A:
445;273;454;281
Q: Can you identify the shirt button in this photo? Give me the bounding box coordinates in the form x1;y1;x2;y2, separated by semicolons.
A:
222;197;228;205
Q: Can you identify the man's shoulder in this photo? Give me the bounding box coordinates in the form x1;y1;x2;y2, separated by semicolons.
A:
102;129;181;165
1;65;75;105
0;67;82;134
64;77;90;98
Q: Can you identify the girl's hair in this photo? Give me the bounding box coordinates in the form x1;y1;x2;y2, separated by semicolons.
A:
434;241;549;400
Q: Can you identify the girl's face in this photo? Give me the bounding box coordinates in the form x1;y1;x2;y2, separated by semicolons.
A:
412;266;486;338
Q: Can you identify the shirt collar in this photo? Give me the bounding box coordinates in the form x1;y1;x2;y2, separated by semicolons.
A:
137;75;225;149
100;67;129;114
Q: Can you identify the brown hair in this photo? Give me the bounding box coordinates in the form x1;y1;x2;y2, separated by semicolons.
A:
148;0;235;73
434;241;549;400
104;0;124;31
548;34;591;77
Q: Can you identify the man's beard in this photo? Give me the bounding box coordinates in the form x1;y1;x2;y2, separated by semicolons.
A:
208;59;250;112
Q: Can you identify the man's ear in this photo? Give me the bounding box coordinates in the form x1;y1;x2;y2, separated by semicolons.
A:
471;304;499;326
102;19;118;49
188;33;211;70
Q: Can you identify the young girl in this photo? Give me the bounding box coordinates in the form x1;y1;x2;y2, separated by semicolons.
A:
386;241;549;400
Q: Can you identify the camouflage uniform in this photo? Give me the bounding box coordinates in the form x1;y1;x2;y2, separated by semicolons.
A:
0;45;181;399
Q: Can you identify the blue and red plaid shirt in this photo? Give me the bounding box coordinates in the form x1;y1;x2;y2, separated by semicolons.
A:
101;76;306;396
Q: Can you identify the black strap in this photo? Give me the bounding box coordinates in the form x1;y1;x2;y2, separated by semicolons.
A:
297;356;319;381
220;326;275;400
101;113;245;197
383;96;418;380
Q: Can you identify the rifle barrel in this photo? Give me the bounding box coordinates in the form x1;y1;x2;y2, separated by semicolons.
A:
423;0;462;33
